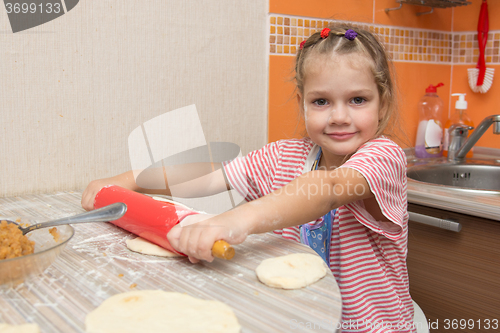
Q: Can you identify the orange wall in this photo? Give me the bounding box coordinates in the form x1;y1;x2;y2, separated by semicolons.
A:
454;0;500;31
269;0;500;150
271;0;500;31
269;56;300;143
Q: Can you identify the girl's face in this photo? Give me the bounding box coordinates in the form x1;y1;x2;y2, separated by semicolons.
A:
298;53;380;167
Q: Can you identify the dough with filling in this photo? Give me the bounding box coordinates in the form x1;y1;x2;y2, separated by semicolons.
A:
255;253;328;289
125;237;181;258
85;290;241;333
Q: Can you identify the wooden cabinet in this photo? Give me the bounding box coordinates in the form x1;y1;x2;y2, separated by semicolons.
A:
407;203;500;332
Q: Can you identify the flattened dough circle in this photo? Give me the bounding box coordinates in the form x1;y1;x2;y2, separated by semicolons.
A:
255;253;328;289
85;290;241;333
125;237;181;258
0;323;40;333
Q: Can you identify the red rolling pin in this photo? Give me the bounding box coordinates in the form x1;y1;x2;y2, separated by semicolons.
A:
94;185;235;260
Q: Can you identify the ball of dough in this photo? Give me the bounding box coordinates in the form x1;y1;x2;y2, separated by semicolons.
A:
85;290;241;333
255;253;328;289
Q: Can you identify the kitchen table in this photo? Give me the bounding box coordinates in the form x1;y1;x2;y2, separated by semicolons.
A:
0;191;342;332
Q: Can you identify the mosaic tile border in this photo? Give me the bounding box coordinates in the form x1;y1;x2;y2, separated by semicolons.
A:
269;14;500;65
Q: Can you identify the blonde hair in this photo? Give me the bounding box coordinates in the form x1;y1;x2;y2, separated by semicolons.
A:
295;24;399;139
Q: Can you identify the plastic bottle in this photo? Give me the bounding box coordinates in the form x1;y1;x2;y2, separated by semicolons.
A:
443;93;474;158
415;83;444;158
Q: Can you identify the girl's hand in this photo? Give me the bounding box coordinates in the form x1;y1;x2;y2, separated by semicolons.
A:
167;213;249;263
81;172;137;211
81;178;114;211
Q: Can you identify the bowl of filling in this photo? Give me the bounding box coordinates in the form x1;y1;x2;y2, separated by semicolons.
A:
0;217;74;287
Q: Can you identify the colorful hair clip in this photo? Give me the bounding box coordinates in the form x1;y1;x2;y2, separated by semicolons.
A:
299;40;306;50
344;29;358;41
320;28;330;39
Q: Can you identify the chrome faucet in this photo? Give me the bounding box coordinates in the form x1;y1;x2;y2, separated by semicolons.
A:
447;115;500;161
447;124;474;161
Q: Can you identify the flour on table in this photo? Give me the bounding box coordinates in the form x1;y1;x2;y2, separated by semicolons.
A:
125;237;181;258
85;290;241;333
255;253;328;289
0;323;40;333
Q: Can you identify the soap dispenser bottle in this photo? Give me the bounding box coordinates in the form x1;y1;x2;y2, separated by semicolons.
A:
415;83;444;158
443;93;474;158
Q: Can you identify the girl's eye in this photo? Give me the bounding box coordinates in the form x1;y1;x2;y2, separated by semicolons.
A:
351;97;365;105
313;99;328;106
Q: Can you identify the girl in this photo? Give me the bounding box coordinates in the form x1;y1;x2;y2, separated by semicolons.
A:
82;25;414;332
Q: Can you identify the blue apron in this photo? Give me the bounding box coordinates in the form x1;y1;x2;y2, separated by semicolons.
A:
299;148;335;267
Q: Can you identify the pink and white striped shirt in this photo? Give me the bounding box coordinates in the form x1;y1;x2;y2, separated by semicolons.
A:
223;137;415;332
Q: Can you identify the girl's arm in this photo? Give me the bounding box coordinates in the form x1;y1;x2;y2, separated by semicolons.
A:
167;168;374;263
81;162;229;210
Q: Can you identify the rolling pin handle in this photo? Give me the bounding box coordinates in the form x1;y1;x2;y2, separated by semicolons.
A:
211;240;235;260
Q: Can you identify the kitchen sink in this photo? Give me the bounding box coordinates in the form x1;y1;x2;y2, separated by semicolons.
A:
407;160;500;191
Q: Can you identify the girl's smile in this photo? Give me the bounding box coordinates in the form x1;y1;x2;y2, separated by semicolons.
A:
325;131;357;140
298;53;380;168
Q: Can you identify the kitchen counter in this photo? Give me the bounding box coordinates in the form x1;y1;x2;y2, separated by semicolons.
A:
0;191;341;333
406;147;500;222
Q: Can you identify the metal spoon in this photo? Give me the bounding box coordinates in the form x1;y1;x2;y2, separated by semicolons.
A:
4;202;127;235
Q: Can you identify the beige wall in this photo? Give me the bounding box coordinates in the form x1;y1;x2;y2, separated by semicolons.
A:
0;1;268;197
